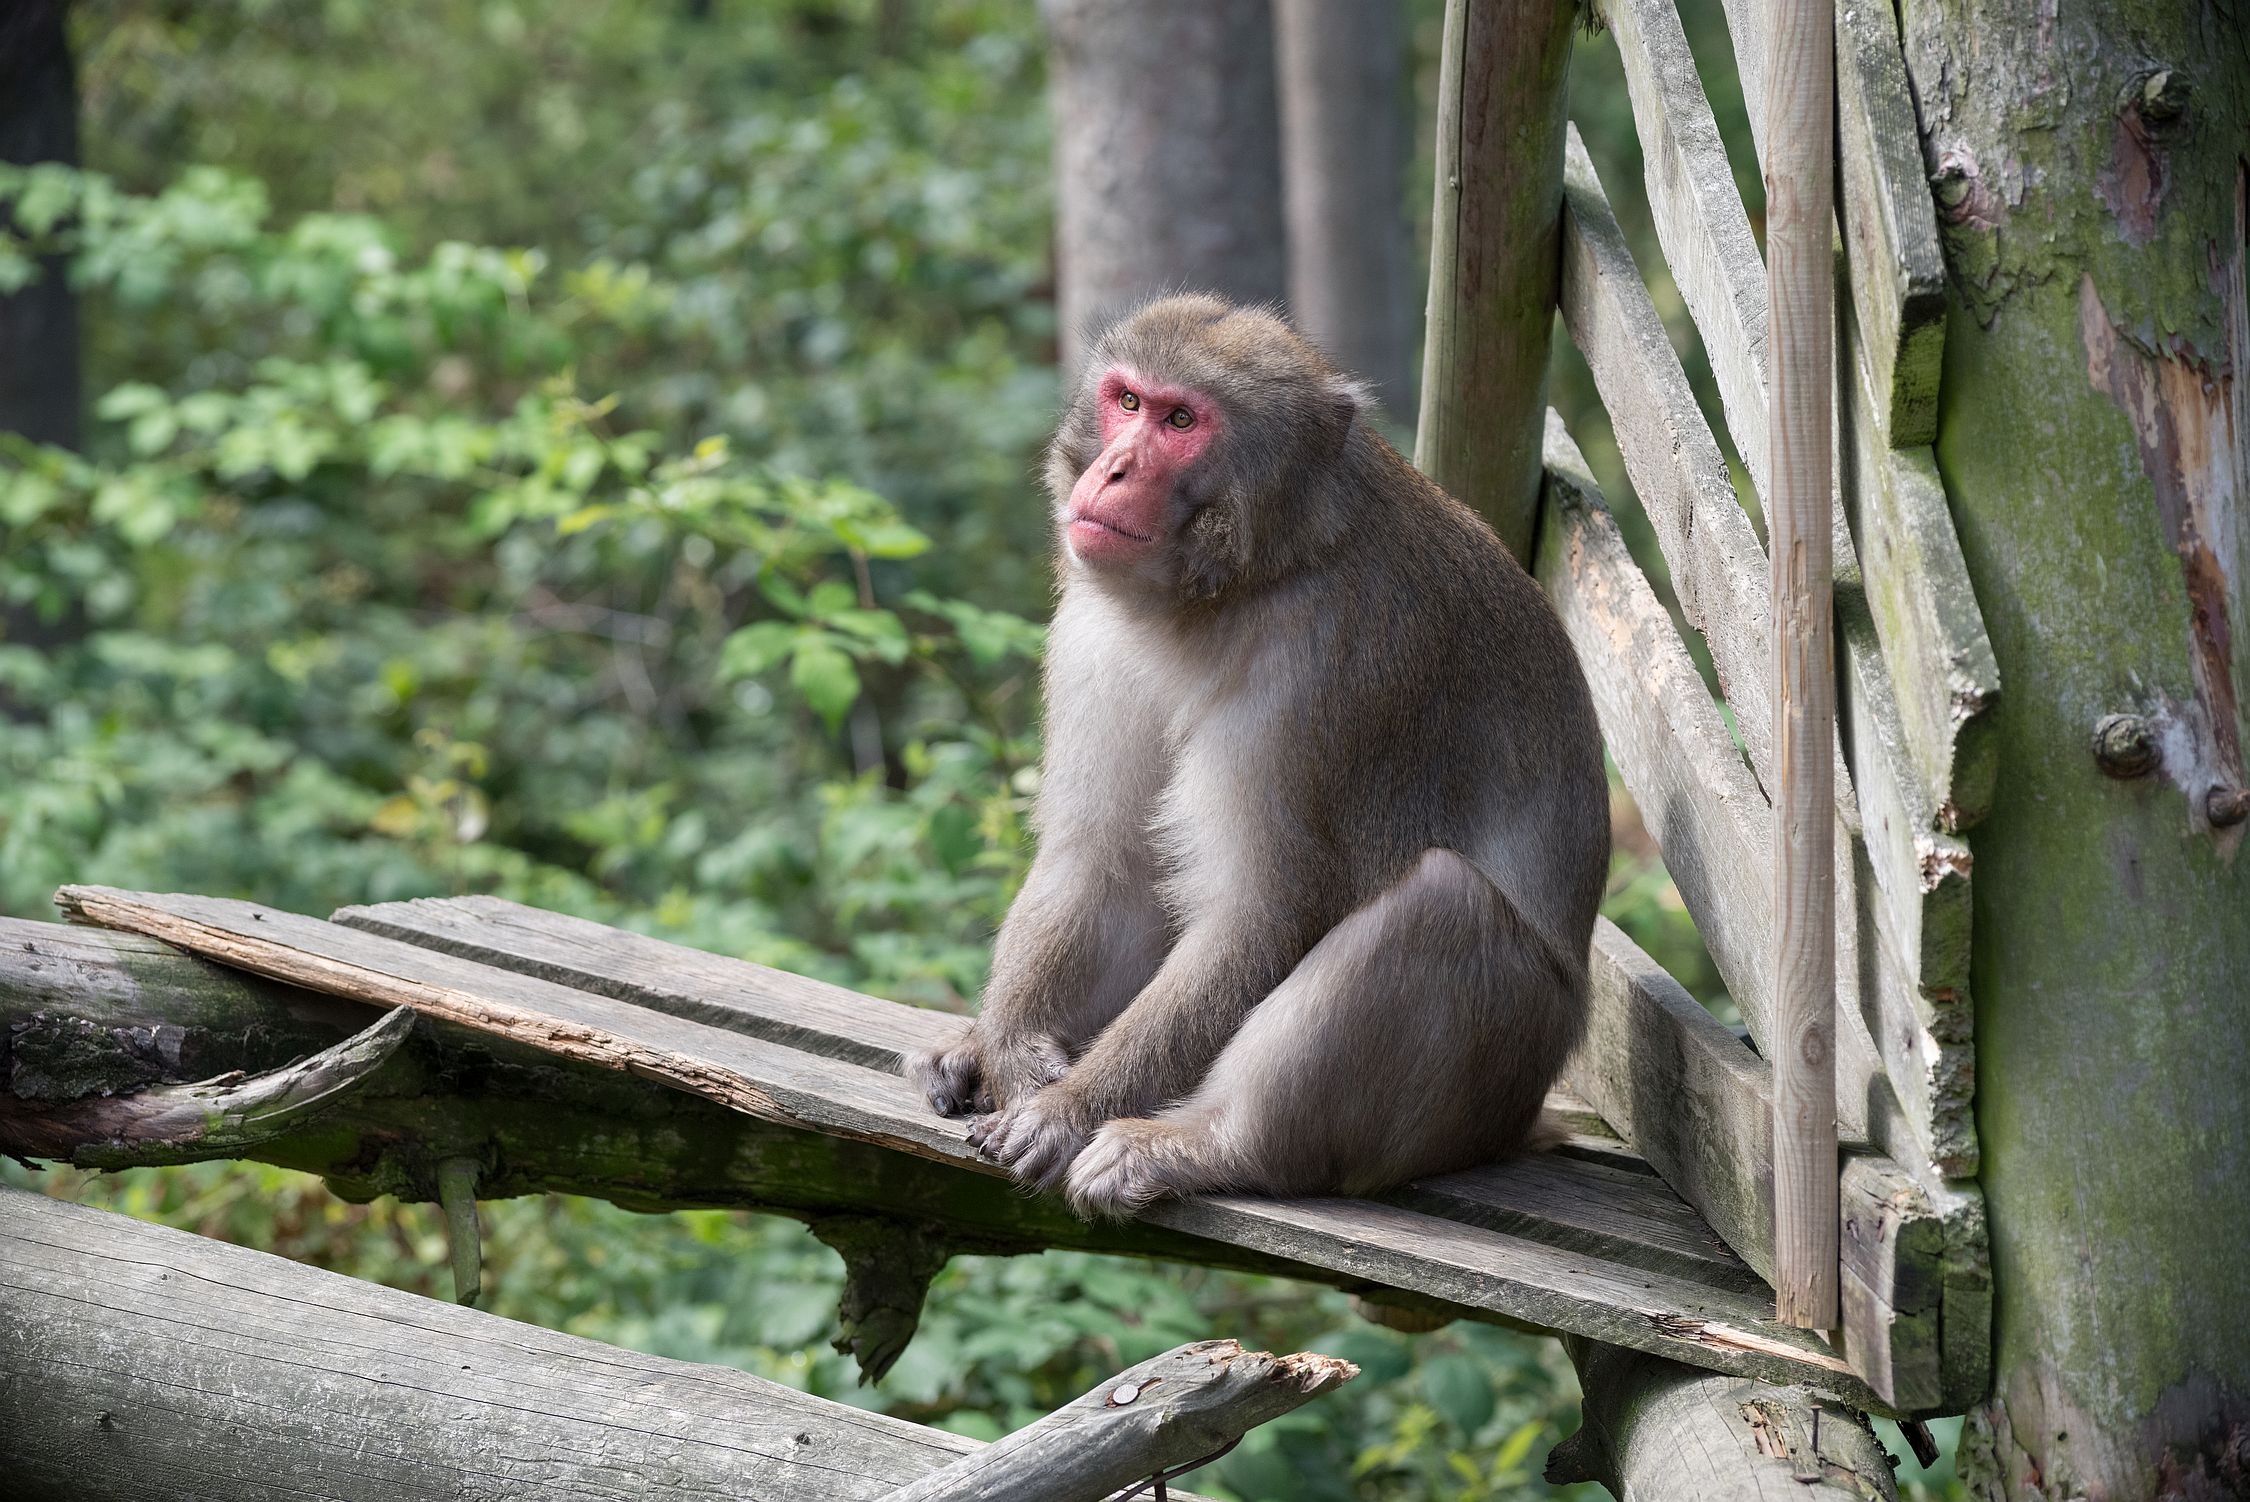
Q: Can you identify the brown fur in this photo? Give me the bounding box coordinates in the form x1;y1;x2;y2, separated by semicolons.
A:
908;295;1609;1217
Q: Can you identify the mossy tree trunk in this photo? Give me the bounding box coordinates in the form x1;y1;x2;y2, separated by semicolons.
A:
1896;0;2250;1496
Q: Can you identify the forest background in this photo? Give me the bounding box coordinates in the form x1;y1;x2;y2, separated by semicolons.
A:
0;2;1958;1496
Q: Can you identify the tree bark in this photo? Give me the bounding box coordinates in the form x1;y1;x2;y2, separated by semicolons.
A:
0;0;81;452
1896;1;2250;1496
1041;0;1287;374
1274;0;1416;422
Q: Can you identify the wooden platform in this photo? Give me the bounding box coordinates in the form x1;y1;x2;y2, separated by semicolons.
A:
51;884;1895;1411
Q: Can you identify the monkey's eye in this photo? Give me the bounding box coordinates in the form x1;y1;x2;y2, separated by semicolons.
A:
1166;407;1195;430
1118;391;1140;412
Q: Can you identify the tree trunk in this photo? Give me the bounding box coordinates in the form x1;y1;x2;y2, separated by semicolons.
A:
0;0;80;451
1041;0;1287;374
1274;0;1416;422
1896;1;2250;1496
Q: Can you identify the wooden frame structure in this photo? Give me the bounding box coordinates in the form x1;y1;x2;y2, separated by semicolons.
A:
0;0;2001;1488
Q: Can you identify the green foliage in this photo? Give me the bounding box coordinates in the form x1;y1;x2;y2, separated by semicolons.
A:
0;4;1826;1495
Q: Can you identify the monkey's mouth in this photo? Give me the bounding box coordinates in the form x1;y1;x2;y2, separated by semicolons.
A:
1069;513;1155;545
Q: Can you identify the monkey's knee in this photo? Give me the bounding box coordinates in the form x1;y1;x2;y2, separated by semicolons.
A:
1065;1113;1232;1220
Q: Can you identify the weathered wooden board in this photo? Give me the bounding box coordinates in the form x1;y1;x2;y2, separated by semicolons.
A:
0;1183;982;1500
1574;39;1985;840
1539;438;1988;1406
1599;0;1773;498
1840;316;2002;831
1698;0;1948;446
53;885;1888;1406
1561;141;1979;1180
1559;129;1782;796
1534;418;1888;1131
334;892;1624;1168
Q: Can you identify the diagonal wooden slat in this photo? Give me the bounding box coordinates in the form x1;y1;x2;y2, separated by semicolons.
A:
1537;426;1986;1408
53;884;1888;1408
1560;136;1980;1180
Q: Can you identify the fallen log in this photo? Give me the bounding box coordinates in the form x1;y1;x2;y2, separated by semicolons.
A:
0;1185;1307;1501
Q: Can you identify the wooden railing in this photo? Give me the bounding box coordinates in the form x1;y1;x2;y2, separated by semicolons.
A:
1534;0;2000;1407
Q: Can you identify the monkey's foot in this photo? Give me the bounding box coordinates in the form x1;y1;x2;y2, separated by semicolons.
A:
966;1090;1092;1191
909;1027;1069;1118
1065;1116;1220;1221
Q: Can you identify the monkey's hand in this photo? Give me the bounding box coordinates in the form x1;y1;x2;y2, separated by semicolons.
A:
966;1084;1102;1192
908;1024;1070;1119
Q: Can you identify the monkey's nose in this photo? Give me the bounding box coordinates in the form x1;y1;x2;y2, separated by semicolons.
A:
1106;448;1134;484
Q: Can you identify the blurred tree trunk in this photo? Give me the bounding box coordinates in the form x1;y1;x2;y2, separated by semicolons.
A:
1041;0;1287;375
1896;0;2250;1496
0;0;80;451
1274;0;1415;422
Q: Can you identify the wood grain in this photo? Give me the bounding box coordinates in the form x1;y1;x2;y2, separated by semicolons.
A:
1764;0;1840;1333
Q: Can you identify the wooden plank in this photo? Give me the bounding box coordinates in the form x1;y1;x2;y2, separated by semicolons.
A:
1540;434;1956;1407
338;891;1626;1173
1590;9;1981;835
0;1183;984;1500
1765;0;1841;1332
1414;0;1576;561
1714;0;1947;446
1832;0;1947;446
1536;417;1886;1115
1840;318;2002;831
889;1340;1351;1502
1571;914;1951;1411
335;892;947;1069
1559;128;1781;790
54;885;1893;1407
1835;585;1981;1177
1561;134;1974;1183
1600;0;1774;496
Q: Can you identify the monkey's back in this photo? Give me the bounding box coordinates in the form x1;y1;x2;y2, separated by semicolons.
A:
1266;433;1610;975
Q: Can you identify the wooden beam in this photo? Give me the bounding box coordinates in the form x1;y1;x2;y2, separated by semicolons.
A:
889;1340;1352;1502
1415;0;1575;561
0;1184;989;1499
53;886;1891;1406
1546;1337;1902;1500
1839;311;2002;833
1764;0;1841;1331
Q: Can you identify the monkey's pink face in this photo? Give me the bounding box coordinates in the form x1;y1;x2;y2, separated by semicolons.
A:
1064;367;1222;567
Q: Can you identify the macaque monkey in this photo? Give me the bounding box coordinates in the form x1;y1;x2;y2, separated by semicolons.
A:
909;295;1608;1219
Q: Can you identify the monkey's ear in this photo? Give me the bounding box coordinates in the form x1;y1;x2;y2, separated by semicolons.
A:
1319;373;1370;454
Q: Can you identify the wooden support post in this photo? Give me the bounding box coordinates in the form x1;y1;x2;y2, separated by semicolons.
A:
1414;0;1575;562
1546;1338;1901;1500
1765;0;1840;1329
436;1154;482;1306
